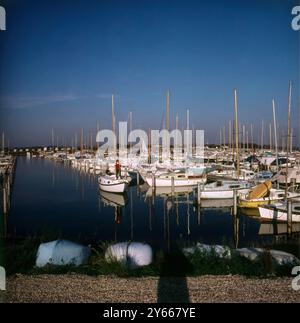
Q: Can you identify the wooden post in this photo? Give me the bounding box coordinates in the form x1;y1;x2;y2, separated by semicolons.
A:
171;176;175;196
3;187;7;215
136;171;140;186
152;173;156;197
291;178;296;192
233;189;238;217
197;181;201;206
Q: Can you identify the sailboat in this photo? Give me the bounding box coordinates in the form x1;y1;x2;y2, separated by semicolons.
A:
98;175;129;193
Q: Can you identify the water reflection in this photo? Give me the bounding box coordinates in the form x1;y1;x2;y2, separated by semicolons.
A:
5;158;300;252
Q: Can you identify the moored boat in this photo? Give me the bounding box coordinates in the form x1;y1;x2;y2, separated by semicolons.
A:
98;175;129;193
259;202;300;222
199;180;252;199
145;170;206;187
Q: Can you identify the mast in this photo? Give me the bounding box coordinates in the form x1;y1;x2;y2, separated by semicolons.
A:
1;131;4;154
51;129;54;150
80;128;84;153
261;120;264;150
246;130;249;151
285;81;292;196
291;128;293;153
242;124;245;151
251;123;254;151
269;123;272;150
166;90;170;131
229;120;232;151
112;94;116;136
272;99;279;172
129;111;133;133
186;109;190;152
234;89;240;177
96;123;100;149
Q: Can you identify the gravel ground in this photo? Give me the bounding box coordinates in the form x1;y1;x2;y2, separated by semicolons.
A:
3;274;300;303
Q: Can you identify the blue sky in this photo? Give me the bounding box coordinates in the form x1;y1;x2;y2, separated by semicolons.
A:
0;0;299;147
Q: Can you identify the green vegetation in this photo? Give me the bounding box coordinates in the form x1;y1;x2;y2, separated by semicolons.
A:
3;237;297;278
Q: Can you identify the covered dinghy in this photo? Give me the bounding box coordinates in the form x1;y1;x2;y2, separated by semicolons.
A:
105;242;153;269
36;240;91;267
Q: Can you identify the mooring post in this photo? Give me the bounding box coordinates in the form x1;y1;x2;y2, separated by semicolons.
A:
136;171;140;186
3;187;7;215
287;199;292;235
152;173;156;197
233;189;238;216
171;176;175;196
197;181;201;206
291;178;296;192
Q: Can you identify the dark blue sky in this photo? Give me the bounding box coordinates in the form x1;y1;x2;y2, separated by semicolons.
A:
0;0;299;147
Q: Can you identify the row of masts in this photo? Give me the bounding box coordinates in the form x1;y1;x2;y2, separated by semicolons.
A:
218;122;294;151
0;82;296;153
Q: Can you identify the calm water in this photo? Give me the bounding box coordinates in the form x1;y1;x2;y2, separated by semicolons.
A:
5;157;292;252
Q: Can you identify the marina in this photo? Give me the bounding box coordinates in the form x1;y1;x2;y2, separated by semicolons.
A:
2;147;300;254
0;0;299;305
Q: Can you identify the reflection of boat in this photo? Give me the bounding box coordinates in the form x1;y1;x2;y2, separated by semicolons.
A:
259;202;300;222
100;191;128;207
199;180;252;199
98;175;129;193
146;185;194;198
259;222;300;235
239;207;260;217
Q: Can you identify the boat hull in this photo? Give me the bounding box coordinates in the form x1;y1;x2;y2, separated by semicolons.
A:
146;177;206;187
99;182;128;193
259;206;300;222
239;197;282;208
200;188;250;199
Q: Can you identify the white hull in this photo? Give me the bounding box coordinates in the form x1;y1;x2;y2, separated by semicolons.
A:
146;185;194;197
200;188;250;199
98;176;128;193
259;206;300;222
146;177;205;187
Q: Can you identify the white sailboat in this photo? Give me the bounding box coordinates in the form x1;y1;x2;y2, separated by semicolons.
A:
98;175;129;193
